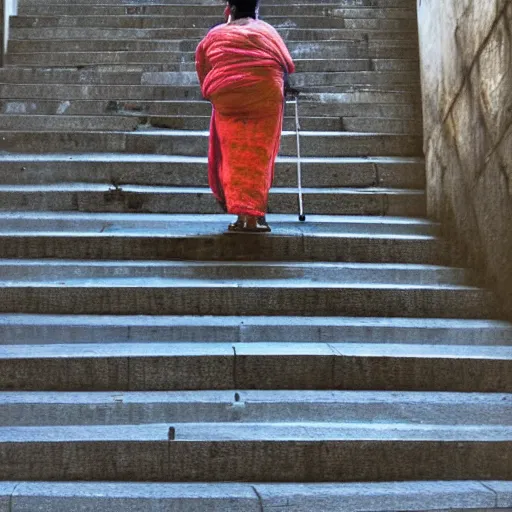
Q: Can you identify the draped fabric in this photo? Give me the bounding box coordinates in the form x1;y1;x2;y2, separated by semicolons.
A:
195;19;295;216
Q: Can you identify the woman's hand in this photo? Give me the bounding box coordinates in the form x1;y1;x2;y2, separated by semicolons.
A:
285;86;300;98
284;71;300;97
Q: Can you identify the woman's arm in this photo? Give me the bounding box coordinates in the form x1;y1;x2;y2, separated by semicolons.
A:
263;23;296;75
195;39;211;87
280;43;295;75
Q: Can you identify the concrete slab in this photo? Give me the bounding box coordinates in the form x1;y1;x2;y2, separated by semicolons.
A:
485;481;512;507
7;27;418;43
1;314;510;345
0;262;494;318
0;341;235;359
0;231;444;264
0;260;468;286
0;129;424;158
0;96;421;116
0;209;435;234
17;5;418;21
234;342;336;389
1;423;512;481
332;343;512;392
4;481;511;512
4;418;512;443
10;15;419;32
0;114;423;134
17;3;418;18
2;342;512;392
2;390;512;427
256;481;497;511
0;154;425;187
11;482;259;512
0;482;18;512
0;342;235;391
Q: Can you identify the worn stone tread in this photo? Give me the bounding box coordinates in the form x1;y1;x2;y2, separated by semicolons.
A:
1;341;512;392
1;481;511;512
0;313;510;345
2;390;512;426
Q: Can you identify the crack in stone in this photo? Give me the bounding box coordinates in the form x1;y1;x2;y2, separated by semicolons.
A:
479;481;499;507
373;162;380;187
9;482;22;512
442;0;512;126
232;344;238;389
482;118;512;171
446;112;487;258
251;485;265;512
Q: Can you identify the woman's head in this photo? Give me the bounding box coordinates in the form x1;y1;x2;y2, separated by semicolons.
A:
227;0;259;20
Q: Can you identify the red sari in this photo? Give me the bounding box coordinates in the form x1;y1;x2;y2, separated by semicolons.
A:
195;19;295;217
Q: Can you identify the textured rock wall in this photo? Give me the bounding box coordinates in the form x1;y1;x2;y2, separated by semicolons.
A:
418;0;512;316
0;2;4;66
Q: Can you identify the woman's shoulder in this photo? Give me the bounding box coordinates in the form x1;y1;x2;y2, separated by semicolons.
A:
253;19;281;36
207;22;227;35
199;22;227;46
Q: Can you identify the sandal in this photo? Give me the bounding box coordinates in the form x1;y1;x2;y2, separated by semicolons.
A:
228;215;271;233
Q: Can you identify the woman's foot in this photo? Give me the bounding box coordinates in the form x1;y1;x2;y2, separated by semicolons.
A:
228;215;271;233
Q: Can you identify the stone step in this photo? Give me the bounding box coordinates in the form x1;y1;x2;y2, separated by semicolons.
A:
0;98;422;118
3;390;511;426
0;269;493;318
7;38;418;53
17;0;418;8
0;259;468;284
2;114;140;131
11;14;420;31
129;128;424;157
7;40;419;60
0;210;436;234
0;114;423;134
0;154;426;189
0;70;420;88
1;342;511;391
1;314;510;345
146;71;420;87
0;481;510;511
193;58;419;73
0;83;199;100
0;84;421;102
0;59;420;77
0;130;423;157
156;115;421;134
17;5;418;18
10;27;418;41
6;50;419;68
0;210;436;232
0;212;447;263
17;0;414;3
0;184;426;216
4;84;419;96
2;420;511;482
0;68;165;85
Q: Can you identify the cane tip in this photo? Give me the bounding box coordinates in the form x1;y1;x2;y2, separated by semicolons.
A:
299;215;306;222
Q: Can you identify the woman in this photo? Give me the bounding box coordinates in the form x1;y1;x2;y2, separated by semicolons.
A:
195;0;295;232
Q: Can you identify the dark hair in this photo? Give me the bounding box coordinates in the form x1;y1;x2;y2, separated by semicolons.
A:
228;0;259;19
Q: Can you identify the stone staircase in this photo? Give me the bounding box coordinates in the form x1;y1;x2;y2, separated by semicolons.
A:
1;0;512;510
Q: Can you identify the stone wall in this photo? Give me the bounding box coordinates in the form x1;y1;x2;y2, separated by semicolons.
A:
418;0;512;316
0;1;4;66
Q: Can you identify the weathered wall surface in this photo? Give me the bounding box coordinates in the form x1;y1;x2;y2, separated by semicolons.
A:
418;0;512;316
0;2;4;66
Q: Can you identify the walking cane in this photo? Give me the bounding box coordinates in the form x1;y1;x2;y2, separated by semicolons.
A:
289;92;306;222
